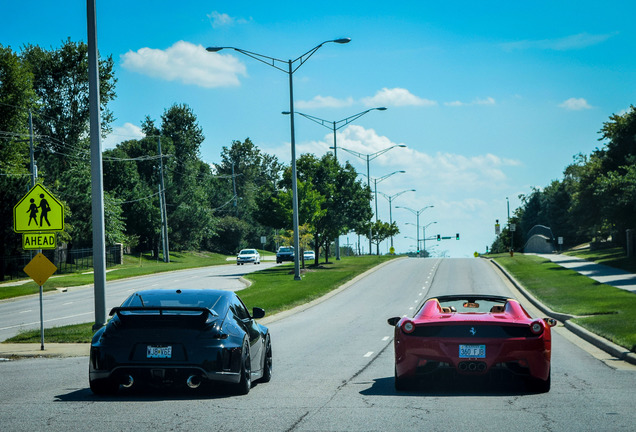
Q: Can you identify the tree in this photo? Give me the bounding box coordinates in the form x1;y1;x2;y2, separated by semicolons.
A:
21;39;116;182
293;153;372;262
0;45;36;273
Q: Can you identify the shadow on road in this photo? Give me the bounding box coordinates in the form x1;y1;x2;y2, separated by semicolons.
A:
360;372;536;397
54;382;258;402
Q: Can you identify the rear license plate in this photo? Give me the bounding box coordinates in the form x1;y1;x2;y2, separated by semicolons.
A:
147;346;172;359
459;344;485;358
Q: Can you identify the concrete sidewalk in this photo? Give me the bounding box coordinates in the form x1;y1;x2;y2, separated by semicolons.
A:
536;253;636;293
0;343;89;359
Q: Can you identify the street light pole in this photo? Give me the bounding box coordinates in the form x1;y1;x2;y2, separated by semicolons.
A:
396;205;434;257
378;189;416;249
338;144;407;254
207;38;350;280
284;107;387;260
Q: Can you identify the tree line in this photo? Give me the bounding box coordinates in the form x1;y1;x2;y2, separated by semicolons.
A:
491;106;636;253
1;40;395;268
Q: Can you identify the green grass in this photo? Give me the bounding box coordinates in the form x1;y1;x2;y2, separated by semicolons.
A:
0;251;234;300
239;255;394;315
493;254;636;352
3;255;398;344
6;323;95;343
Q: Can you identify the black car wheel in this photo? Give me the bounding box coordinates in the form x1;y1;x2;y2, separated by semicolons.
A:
90;377;119;396
527;368;551;393
234;342;251;395
394;367;411;392
260;337;272;383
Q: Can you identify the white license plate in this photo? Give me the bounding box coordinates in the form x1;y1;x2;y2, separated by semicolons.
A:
147;346;172;359
459;344;485;358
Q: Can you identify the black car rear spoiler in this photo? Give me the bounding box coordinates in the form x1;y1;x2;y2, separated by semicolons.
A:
109;306;217;318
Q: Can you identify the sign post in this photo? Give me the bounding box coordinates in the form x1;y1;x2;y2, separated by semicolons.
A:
14;184;65;350
23;253;58;350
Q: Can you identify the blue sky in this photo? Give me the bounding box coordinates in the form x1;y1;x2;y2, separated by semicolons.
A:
3;1;635;257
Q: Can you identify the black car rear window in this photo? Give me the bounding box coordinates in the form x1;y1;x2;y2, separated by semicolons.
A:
122;291;229;315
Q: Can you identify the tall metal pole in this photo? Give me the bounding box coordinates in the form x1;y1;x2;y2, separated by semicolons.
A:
367;155;372;255
87;0;107;329
333;121;340;260
288;60;301;280
158;137;169;262
28;111;36;188
232;162;238;217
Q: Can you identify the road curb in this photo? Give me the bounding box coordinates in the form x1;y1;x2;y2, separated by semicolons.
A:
487;257;636;366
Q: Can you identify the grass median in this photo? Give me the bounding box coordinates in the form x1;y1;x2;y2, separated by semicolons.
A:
492;253;636;352
0;251;234;300
4;254;398;344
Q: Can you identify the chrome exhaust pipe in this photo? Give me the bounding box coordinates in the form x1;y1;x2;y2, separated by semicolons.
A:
122;375;134;388
186;375;201;389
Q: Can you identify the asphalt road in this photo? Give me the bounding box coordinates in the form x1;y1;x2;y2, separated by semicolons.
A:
0;261;277;341
0;258;634;431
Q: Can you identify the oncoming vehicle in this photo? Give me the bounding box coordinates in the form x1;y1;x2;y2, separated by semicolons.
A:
276;246;294;264
303;250;315;261
237;248;260;265
388;294;556;392
89;289;272;395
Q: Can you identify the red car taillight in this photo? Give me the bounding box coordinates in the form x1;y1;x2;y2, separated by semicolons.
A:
402;321;415;334
530;320;544;336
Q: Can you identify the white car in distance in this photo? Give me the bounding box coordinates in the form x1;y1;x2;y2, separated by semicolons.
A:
237;249;261;265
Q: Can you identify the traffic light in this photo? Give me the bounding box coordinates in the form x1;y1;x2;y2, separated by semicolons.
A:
437;234;441;241
456;233;460;240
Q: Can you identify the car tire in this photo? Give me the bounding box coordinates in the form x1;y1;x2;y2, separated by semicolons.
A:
527;368;551;393
260;337;272;383
90;377;119;396
234;342;251;395
394;367;410;392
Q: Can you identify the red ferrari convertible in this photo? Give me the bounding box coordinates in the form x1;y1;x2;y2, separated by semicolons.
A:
388;294;556;392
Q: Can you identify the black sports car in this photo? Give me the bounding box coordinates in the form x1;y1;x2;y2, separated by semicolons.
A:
89;289;272;395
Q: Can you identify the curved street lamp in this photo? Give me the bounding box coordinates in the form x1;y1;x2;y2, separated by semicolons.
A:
396;205;434;257
363;170;406;255
337;144;407;254
282;107;386;260
379;189;416;249
207;38;350;280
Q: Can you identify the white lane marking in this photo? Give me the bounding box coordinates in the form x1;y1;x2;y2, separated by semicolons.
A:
364;352;373;358
0;311;93;331
382;336;390;341
409;307;414;310
19;310;32;314
62;302;73;306
414;300;419;303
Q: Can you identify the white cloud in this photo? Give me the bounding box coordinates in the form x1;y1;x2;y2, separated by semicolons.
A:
501;32;616;51
296;95;355;109
121;41;247;88
103;123;145;150
266;124;521;257
444;97;496;107
361;88;437;107
207;11;249;28
558;97;592;111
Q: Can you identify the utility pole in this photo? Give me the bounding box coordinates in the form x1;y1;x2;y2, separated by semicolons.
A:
87;0;107;329
28;111;36;188
158;137;169;262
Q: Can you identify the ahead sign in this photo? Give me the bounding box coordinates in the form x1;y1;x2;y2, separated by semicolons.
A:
13;184;64;233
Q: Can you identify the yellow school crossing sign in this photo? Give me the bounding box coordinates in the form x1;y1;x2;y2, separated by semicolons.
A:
14;184;64;233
